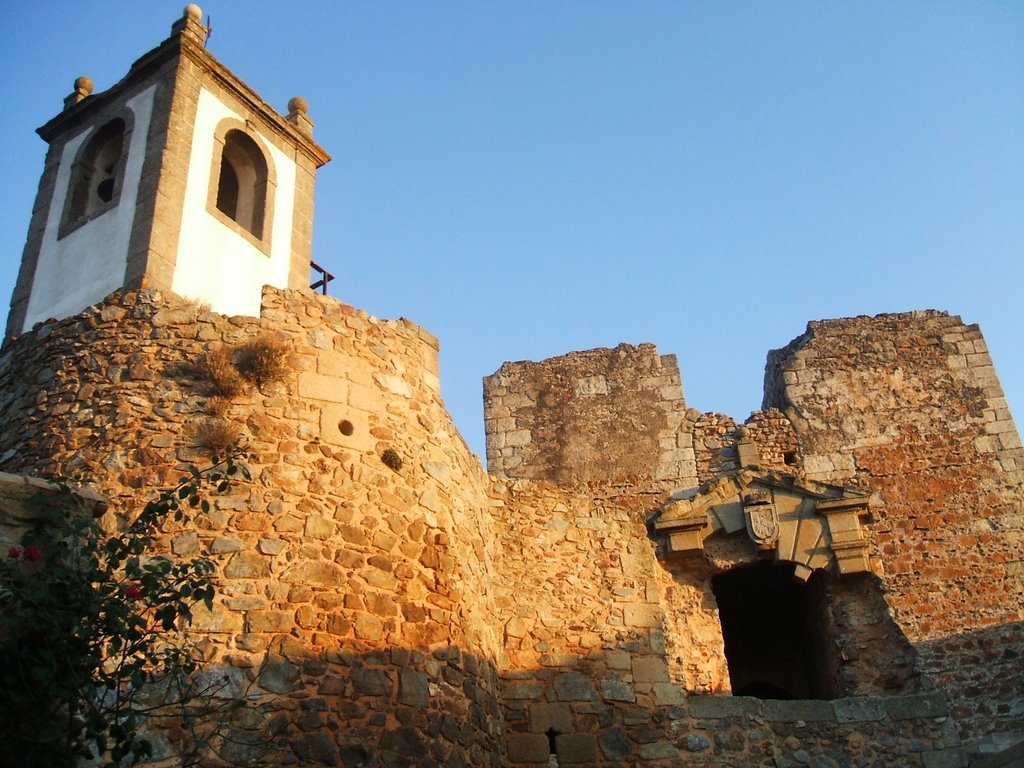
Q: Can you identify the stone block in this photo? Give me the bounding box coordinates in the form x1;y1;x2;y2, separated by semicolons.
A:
246;610;294;633
348;382;386;412
282;560;344;585
171;531;198;555
553;672;598;701
687;695;761;719
507;733;550;764
259;658;301;693
601;678;636;703
298;371;347;403
638;741;679;759
504;681;543;699
832;697;886;723
223;551;270;579
353;613;384;641
350;667;393;696
652;682;683;706
210;536;244;553
599;728;631;760
763;699;834;722
529;702;572;734
684;734;711;752
289;732;339;765
556;733;597;764
921;749;968;768
632;657;669;683
304;514;335;539
190;602;244;633
398;669;428;707
315;349;349;377
602;649;632;670
623;603;662;627
885;693;948;720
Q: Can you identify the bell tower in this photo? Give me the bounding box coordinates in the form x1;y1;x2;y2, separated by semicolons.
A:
7;5;331;336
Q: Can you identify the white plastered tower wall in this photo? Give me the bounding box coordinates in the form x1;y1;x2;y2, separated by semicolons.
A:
172;89;299;317
6;5;330;337
22;87;157;329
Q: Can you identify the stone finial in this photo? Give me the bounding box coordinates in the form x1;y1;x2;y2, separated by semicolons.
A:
172;3;207;43
63;75;94;110
286;96;314;136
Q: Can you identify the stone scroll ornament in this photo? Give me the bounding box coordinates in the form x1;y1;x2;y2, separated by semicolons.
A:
654;470;874;580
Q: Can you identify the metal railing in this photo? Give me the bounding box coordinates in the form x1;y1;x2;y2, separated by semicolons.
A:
310;260;335;295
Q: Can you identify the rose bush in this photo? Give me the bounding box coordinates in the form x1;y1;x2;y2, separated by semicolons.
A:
0;457;241;767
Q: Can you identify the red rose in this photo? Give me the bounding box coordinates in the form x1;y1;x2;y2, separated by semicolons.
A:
123;585;143;600
22;545;41;562
8;546;21;558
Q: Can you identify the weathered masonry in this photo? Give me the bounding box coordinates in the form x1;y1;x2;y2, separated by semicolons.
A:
1;7;1021;768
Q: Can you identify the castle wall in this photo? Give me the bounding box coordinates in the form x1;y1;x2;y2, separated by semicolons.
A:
765;310;1024;740
0;287;506;766
0;291;987;765
482;311;1023;757
487;481;960;766
483;344;697;491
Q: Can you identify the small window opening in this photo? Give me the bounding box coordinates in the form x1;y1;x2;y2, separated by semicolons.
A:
783;451;798;466
545;727;560;767
215;130;268;239
66;118;125;224
712;562;842;700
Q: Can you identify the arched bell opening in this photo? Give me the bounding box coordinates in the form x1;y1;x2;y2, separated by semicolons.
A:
64;117;128;229
215;129;270;239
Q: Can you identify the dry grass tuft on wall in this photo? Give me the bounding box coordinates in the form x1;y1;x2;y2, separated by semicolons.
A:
235;335;290;389
193;417;242;459
198;346;245;398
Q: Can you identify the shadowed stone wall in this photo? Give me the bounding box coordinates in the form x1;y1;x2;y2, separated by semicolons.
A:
0;293;1015;765
764;311;1024;741
0;287;507;766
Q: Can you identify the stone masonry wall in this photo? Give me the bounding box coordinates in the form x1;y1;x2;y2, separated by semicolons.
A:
487;480;960;767
764;310;1024;741
691;408;800;484
0;293;1009;765
0;287;506;767
484;344;697;492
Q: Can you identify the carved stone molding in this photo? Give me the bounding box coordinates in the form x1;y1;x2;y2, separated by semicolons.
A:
654;470;874;580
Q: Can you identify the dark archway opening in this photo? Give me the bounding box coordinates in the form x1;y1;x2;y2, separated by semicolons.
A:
712;561;842;700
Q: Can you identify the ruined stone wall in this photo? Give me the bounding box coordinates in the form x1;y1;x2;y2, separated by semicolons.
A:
743;408;801;472
692;412;742;481
764;310;1024;740
483;344;697;492
487;480;691;756
0;287;506;767
0;293;1010;765
487;481;956;767
691;408;800;484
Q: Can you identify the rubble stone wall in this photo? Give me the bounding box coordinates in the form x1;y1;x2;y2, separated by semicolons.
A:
483;344;697;491
764;310;1024;740
0;293;1014;765
0;286;507;766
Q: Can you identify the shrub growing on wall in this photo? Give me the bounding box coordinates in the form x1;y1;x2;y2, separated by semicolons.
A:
0;459;240;767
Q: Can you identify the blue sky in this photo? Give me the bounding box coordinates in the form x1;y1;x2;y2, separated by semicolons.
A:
1;2;1021;460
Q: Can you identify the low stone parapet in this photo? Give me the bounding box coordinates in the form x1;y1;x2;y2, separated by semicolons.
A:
505;691;965;766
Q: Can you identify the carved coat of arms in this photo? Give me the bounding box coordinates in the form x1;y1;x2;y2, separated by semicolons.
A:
743;491;779;549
